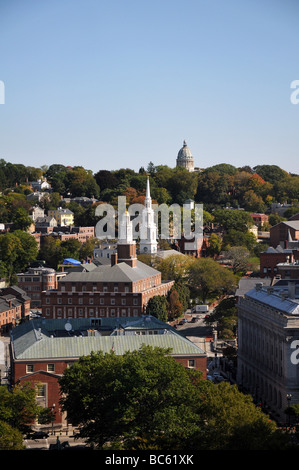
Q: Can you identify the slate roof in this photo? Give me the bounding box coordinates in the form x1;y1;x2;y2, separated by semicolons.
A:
244;283;299;314
58;260;162;284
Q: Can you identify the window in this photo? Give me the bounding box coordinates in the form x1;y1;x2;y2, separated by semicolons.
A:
100;298;104;305
36;384;46;397
111;299;115;305
47;363;55;373
26;364;34;373
188;359;195;368
89;298;94;304
57;298;62;304
68;297;72;304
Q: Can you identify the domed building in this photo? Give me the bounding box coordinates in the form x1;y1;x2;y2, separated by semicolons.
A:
176;140;194;172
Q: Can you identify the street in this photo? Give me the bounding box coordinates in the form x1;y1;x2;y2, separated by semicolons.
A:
24;434;89;450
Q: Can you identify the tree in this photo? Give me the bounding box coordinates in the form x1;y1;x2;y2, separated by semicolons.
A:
0;383;43;436
11;207;33;231
189;382;287;450
0;421;25;450
207;233;222;257
0;231;38;283
58;347;289;450
156;254;191;282
146;295;168;321
167;289;183;320
59;346;201;449
187;258;236;303
224;246;252;274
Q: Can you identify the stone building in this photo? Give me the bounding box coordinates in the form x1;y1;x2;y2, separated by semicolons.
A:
176;140;194;172
237;279;299;422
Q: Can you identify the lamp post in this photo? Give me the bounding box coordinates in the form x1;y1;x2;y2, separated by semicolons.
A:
287;394;292;427
51;403;56;435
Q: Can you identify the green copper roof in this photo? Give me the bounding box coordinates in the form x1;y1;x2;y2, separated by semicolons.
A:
11;316;206;360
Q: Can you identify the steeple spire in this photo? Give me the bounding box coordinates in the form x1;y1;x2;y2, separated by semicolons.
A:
145;176;152;209
140;177;157;254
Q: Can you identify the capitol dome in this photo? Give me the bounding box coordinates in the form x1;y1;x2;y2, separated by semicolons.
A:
176;140;194;171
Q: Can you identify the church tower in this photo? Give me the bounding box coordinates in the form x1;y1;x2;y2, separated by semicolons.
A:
117;210;137;267
139;177;158;255
176;140;194;172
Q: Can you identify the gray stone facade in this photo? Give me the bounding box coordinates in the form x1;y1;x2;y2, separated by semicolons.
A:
237;280;299;422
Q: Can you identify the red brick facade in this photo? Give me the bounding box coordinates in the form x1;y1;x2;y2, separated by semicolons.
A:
41;241;174;319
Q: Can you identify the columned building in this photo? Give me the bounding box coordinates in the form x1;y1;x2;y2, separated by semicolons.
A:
237;279;299;422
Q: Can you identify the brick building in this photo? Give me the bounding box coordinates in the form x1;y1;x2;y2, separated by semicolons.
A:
0;286;30;334
270;220;299;248
41;211;174;319
10;316;207;429
17;267;67;309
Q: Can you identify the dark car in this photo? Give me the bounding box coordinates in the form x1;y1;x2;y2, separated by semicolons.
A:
27;431;49;440
191;317;199;323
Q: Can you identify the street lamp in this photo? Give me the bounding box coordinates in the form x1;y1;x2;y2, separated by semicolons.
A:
286;394;292;427
51;403;56;435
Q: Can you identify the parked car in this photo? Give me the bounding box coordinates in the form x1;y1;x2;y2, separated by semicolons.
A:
191;317;199;323
212;372;220;378
179;318;188;325
27;431;49;440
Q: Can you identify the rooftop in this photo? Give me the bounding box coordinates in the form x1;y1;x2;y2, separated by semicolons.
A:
10;316;206;360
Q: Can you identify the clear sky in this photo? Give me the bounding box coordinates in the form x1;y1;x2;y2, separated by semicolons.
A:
0;0;299;175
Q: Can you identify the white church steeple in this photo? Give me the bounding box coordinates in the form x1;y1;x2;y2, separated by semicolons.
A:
140;177;158;254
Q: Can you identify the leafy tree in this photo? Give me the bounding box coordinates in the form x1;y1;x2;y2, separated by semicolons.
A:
59;346;201;449
187;257;236;303
0;383;42;436
11;207;33;231
0;420;25;450
207;233;222;257
0;231;38;283
212;209;253;232
222;229;257;252
224;246;252;274
58;347;289;450
38;236;62;268
156;254;191;282
146;295;168;321
167;289;183;319
188;382;287;450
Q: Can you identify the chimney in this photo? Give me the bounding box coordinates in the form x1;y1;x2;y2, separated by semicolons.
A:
111;253;118;266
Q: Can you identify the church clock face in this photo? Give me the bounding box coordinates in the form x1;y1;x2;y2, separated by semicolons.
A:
143;247;148;252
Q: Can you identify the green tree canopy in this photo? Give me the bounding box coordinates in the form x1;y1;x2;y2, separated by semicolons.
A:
187;257;236;303
58;346;289;450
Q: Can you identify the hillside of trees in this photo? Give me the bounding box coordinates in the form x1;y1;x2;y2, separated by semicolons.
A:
0;159;298;211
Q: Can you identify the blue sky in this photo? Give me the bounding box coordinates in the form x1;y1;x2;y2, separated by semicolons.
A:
0;0;299;174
